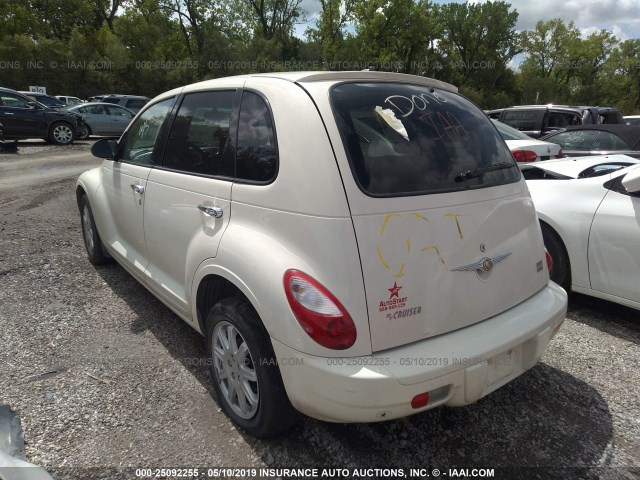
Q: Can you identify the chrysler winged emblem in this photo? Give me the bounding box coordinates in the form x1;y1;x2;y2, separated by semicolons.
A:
450;252;512;272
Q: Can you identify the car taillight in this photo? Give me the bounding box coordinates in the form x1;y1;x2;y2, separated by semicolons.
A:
557;148;564;158
283;269;356;350
512;150;538;162
545;249;553;273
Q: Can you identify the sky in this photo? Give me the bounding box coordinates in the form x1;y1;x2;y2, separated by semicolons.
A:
294;0;640;41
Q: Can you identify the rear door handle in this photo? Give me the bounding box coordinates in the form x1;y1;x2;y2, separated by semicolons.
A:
198;205;223;218
130;183;145;194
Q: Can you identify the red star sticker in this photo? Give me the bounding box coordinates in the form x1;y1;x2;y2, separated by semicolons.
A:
388;282;402;299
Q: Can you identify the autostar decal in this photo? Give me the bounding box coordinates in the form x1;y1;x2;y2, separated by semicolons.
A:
379;282;423;320
379;281;408;312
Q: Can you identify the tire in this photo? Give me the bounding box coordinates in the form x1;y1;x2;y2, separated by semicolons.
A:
48;122;75;145
76;124;91;140
205;297;300;437
540;222;571;290
80;195;110;265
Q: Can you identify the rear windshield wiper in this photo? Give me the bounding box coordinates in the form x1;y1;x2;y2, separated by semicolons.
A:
454;162;516;183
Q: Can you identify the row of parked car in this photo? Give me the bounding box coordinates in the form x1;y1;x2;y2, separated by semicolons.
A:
0;88;149;145
489;104;640;162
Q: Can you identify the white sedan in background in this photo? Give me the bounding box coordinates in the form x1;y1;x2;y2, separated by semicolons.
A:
493;119;563;162
523;155;640;309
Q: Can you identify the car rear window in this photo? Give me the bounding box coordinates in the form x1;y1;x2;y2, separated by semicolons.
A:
501;109;541;131
331;83;519;196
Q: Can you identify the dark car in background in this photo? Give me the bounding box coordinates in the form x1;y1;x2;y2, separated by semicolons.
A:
0;87;85;145
488;105;624;138
18;91;66;109
100;94;149;113
540;125;640;159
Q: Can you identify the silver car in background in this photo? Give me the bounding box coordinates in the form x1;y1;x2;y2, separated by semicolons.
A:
65;102;135;139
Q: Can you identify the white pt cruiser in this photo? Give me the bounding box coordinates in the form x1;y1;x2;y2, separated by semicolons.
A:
77;71;568;437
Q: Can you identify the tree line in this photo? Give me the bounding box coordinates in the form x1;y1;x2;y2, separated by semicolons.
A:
1;0;639;113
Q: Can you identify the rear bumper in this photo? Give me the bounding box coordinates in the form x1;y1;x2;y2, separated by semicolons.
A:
273;282;567;423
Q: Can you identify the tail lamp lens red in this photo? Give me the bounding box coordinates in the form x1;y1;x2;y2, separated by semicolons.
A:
283;270;356;350
512;150;537;162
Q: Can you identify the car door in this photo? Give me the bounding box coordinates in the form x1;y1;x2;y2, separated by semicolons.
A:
0;91;46;137
104;105;134;135
588;169;640;303
143;90;238;317
79;104;110;135
100;97;176;280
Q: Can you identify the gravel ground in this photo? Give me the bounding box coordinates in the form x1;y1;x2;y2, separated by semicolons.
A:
0;142;639;480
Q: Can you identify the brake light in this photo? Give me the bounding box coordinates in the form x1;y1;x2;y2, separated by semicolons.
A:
512;150;538;162
545;249;553;273
283;270;356;350
557;148;564;158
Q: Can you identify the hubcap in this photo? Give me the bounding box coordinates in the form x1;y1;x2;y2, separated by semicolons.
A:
82;205;94;255
212;321;259;420
53;125;73;144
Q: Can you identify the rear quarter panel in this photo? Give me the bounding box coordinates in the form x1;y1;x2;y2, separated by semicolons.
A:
526;178;608;289
192;77;372;356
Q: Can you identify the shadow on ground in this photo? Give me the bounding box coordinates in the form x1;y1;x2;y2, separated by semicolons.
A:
95;263;614;474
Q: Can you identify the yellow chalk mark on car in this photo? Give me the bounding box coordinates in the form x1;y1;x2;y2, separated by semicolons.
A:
377;246;390;270
380;213;401;235
421;245;446;265
445;213;463;239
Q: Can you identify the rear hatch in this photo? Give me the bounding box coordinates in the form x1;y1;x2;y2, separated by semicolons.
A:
329;82;550;352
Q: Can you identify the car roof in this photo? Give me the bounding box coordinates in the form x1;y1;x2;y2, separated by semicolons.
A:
68;102;134;111
0;88;47;107
102;94;149;100
17;91;55;97
163;71;458;99
521;154;640;178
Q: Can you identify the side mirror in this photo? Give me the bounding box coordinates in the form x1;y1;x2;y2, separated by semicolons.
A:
27;101;43;110
622;167;640;193
91;138;118;160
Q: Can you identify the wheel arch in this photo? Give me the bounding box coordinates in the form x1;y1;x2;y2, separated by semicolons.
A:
194;272;248;335
539;218;573;288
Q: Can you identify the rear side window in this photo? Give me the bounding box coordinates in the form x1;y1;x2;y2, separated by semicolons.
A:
548;111;581;128
163;91;234;176
501;109;541;131
236;91;277;183
592;132;630;151
548;130;598;151
331;83;519;196
126;99;147;110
